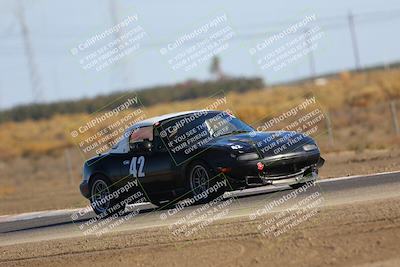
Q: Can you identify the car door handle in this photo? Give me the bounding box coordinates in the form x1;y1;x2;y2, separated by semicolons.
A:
123;160;130;165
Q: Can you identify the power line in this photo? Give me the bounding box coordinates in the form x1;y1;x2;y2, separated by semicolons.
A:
237;8;400;30
1;6;399;82
2;8;400;41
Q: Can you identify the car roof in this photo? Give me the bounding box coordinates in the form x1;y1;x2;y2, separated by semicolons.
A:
126;110;220;132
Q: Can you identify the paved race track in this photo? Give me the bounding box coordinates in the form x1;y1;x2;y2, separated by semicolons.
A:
1;171;399;247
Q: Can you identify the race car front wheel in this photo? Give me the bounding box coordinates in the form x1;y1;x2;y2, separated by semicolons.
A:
187;161;226;203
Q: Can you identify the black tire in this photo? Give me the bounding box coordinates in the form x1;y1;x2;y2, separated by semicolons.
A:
89;175;125;217
186;161;226;204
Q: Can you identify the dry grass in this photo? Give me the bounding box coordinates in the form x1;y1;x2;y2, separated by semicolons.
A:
1;68;399;159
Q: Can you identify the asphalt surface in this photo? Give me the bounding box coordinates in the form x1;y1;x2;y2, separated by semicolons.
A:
1;171;399;247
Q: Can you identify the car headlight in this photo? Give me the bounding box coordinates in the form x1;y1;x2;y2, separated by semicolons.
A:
237;152;259;161
303;144;318;151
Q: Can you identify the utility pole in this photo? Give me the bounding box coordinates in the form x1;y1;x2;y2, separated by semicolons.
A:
390;101;400;135
325;110;334;146
348;11;361;71
16;0;44;103
64;148;74;186
304;28;316;79
109;0;128;88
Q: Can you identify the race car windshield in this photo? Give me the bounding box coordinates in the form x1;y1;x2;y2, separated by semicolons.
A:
157;112;254;143
204;112;254;137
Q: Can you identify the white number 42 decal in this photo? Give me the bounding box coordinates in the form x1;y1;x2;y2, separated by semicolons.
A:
129;156;145;177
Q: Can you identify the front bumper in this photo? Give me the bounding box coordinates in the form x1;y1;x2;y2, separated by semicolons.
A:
222;150;324;188
245;165;319;187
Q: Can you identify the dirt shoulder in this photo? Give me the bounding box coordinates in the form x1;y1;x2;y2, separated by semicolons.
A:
320;149;400;178
1;195;400;266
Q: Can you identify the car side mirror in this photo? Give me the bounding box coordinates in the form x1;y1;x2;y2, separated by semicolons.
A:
130;140;152;153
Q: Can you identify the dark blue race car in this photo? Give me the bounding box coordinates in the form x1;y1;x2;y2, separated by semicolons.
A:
80;110;324;215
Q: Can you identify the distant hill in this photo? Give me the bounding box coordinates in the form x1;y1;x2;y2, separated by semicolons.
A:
0;77;264;122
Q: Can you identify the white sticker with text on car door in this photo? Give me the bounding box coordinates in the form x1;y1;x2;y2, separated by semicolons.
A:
129;156;145;177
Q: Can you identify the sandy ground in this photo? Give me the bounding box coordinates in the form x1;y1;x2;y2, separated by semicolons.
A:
1;195;400;267
320;149;400;178
0;148;399;215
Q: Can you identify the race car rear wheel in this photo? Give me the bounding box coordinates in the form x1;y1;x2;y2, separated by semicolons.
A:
187;161;226;203
89;175;125;217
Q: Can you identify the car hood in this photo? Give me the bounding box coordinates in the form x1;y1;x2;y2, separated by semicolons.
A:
207;131;317;157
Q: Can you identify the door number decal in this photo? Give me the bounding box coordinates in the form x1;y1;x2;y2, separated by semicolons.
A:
129;156;145;177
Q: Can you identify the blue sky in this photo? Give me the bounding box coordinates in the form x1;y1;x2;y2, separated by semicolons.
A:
1;0;400;109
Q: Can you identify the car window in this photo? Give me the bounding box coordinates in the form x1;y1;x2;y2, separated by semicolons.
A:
130;126;153;143
159;113;211;140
